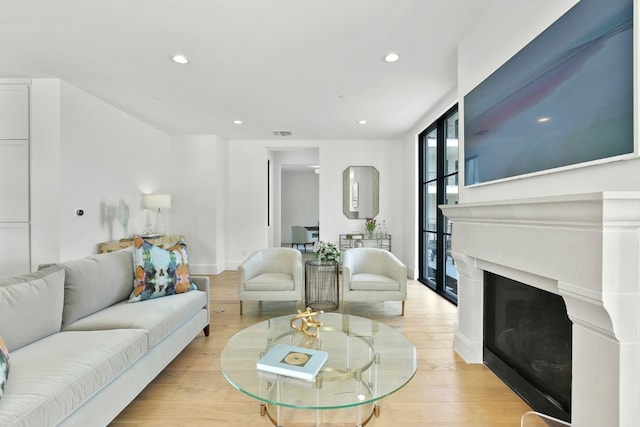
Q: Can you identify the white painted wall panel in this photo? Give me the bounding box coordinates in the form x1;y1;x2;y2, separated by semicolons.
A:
0;223;29;277
0;84;29;140
0;140;29;221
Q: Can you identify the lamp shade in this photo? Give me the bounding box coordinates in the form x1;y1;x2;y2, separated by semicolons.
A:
143;194;172;210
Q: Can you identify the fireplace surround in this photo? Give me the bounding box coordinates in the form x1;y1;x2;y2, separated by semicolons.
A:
440;192;640;426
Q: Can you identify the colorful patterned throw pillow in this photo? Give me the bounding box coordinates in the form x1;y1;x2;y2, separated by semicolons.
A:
129;237;197;302
0;335;9;399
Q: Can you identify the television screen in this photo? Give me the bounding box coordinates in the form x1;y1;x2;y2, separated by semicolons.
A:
464;0;633;185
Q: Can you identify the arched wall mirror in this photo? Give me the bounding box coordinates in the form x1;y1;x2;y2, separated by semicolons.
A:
343;166;379;219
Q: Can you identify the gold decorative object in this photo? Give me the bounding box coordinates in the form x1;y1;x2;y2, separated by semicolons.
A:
289;307;324;337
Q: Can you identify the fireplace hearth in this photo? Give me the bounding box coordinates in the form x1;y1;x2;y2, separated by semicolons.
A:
484;272;571;422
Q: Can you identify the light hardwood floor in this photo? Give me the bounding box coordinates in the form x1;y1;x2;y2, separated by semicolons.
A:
109;271;533;426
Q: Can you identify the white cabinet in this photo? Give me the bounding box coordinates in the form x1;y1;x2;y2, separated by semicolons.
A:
0;83;30;277
0;223;30;277
0;140;29;221
0;85;29;139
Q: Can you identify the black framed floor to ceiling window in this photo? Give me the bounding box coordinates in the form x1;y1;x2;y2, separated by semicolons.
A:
418;105;459;304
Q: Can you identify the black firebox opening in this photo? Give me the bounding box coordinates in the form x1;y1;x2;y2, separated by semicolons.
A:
484;272;572;422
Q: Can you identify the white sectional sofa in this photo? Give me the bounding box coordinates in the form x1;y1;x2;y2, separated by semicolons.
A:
0;248;210;427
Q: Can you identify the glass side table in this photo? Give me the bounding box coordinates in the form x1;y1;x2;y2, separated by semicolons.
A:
305;260;339;312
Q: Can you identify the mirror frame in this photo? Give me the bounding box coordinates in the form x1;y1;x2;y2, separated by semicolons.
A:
343;166;379;219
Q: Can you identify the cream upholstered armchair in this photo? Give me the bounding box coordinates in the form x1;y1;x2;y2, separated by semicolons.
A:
237;248;303;315
342;247;407;315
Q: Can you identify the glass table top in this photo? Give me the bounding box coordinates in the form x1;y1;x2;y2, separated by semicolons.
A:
221;313;417;410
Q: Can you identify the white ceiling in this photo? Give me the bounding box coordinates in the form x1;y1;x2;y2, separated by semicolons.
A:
1;0;492;140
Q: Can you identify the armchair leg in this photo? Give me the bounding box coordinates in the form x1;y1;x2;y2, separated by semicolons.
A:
240;301;243;315
402;301;405;316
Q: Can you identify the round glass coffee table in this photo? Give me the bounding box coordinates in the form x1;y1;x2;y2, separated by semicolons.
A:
221;312;417;426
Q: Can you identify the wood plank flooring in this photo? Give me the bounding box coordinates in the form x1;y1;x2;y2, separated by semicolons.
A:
109;271;533;426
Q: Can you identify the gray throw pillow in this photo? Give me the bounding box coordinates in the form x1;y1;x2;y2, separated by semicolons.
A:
0;266;65;351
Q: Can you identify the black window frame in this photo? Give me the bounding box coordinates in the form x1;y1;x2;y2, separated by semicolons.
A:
418;104;458;304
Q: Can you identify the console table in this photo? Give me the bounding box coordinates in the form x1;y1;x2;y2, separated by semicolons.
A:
98;234;184;253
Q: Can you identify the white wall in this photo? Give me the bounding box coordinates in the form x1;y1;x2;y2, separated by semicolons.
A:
169;135;227;274
29;79;404;275
227;139;403;269
29;80;174;263
30;79;61;270
317;140;404;261
30;80;232;272
58;81;174;261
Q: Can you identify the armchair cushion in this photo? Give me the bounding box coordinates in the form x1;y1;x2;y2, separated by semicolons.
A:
245;273;295;291
350;273;400;291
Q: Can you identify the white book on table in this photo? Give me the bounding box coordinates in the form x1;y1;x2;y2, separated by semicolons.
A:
256;344;328;380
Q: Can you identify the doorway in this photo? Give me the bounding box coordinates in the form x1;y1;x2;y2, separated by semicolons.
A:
281;165;319;249
268;148;319;249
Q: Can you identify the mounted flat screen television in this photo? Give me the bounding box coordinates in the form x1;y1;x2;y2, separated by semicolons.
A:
464;0;633;185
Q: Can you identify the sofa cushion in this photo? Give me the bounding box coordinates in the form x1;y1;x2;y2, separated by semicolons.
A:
0;336;8;399
130;237;197;302
51;248;134;329
350;273;400;291
0;329;147;427
245;273;294;291
64;290;207;348
0;266;65;351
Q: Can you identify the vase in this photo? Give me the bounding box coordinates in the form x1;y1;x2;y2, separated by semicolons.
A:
316;255;330;265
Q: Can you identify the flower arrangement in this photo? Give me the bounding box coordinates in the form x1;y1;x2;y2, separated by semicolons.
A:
313;241;340;263
365;217;377;234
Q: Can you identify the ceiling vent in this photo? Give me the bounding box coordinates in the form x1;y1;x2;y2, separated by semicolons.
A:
272;131;292;137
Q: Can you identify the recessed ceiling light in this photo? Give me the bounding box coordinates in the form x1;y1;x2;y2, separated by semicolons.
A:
357;120;368;125
383;52;400;63
233;120;243;125
538;117;550;123
169;53;190;65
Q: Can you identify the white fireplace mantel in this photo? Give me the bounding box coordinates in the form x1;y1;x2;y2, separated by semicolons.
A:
440;192;640;427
